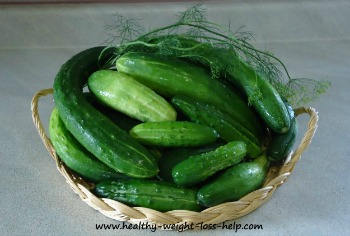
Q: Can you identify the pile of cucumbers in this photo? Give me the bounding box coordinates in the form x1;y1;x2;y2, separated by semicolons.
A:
50;46;298;212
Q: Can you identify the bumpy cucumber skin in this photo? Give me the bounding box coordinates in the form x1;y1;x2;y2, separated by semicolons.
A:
197;154;269;207
229;60;291;134
129;121;218;148
116;52;263;138
267;101;298;161
86;92;141;133
172;95;263;158
49;108;128;182
88;70;176;122
172;141;247;187
158;142;224;183
94;179;203;212
148;37;290;134
53;47;158;178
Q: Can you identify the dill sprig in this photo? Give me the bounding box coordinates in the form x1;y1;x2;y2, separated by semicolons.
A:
103;13;144;45
102;3;330;107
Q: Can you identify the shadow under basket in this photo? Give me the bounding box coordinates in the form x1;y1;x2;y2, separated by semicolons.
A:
31;88;318;230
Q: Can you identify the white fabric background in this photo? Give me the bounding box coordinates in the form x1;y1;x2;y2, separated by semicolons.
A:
1;1;349;235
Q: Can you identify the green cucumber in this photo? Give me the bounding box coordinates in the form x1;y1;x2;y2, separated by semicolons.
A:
172;95;263;158
53;47;158;178
148;37;291;134
88;70;176;122
129;121;218;148
86;92;141;132
229;59;291;133
94;179;202;212
172;141;247;187
49;108;128;182
116;52;263;138
158;142;224;182
87;92;162;162
197;154;269;207
267;100;298;161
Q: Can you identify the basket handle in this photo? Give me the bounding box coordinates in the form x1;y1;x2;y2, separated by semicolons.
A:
281;107;318;172
31;88;56;160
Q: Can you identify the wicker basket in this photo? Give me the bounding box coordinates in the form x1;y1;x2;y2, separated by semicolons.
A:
31;88;318;230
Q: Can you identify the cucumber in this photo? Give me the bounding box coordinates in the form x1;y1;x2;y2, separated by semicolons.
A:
53;47;158;178
172;95;263;158
148;37;291;134
94;179;202;212
86;92;141;132
88;70;176;122
158;142;224;182
230;60;291;133
129;121;218;148
172;141;247;187
197;154;269;207
49;108;128;182
88;92;161;160
116;52;263;138
267;100;298;161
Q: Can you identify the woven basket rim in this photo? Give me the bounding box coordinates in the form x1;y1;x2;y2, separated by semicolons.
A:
31;88;319;229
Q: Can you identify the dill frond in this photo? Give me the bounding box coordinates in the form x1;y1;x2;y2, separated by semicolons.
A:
104;13;144;45
102;4;330;107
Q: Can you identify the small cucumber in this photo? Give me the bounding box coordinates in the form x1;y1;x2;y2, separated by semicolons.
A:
94;179;202;212
172;95;263;158
88;70;176;122
172;141;247;187
267;100;298;161
129;121;218;148
116;52;263;138
158;142;224;182
197;154;270;207
49;108;128;182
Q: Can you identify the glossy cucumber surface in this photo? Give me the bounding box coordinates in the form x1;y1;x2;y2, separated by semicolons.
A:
49;108;128;182
88;70;176;122
86;92;141;132
147;37;291;134
116;52;263;137
158;142;224;182
197;154;269;207
53;47;158;178
267;100;298;161
172;141;247;187
94;179;202;212
172;95;263;158
129;121;218;148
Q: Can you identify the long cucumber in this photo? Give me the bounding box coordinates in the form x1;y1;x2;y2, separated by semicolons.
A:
94;179;203;212
129;121;218;148
53;47;158;178
116;52;263;138
147;36;291;134
49;108;128;182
